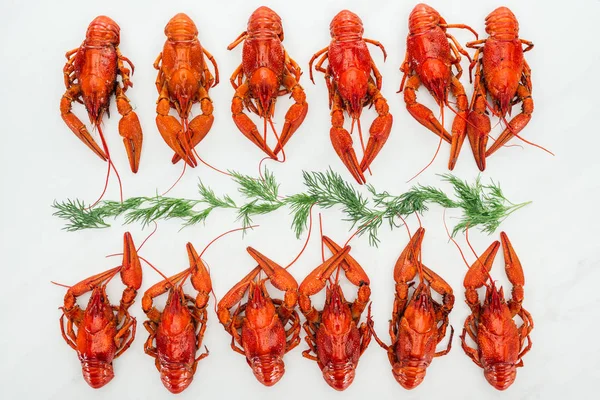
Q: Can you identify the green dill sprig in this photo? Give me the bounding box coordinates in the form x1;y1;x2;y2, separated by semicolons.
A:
52;169;530;245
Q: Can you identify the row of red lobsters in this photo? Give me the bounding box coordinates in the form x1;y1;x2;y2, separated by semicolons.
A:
58;228;532;393
61;4;540;186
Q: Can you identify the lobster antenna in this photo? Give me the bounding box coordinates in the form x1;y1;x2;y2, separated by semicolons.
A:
406;103;445;183
200;225;260;258
50;281;71;289
319;213;325;262
500;114;554;156
137;222;159;252
194;148;232;176
285;204;315;269
161;160;187;196
87;124;124;209
356;119;372;175
442;210;492;288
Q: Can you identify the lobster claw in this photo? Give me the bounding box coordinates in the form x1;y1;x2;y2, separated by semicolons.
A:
466;110;490;172
116;91;143;173
298;246;351;297
119;232;143;312
393;227;425;284
187;242;212;309
330;127;365;185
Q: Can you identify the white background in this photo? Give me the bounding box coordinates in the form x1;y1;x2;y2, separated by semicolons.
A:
1;0;599;399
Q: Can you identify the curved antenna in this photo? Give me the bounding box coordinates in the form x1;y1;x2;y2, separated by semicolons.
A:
406;103;445;183
285;204;315;269
200;225;259;258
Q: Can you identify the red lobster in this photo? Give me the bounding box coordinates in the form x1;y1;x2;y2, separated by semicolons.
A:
154;13;219;168
299;236;371;391
58;232;142;388
371;227;454;389
310;10;392;184
399;4;477;172
460;232;533;390
61;16;143;175
217;248;300;386
228;6;308;159
142;243;212;393
466;7;547;170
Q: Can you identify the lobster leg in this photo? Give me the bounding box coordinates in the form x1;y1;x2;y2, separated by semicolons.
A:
433;326;454;357
403;75;452;143
466;62;490;171
460;322;483;368
60;85;108;162
358;304;373;355
308;47;328;83
231;82;277;159
272;70;308;155
143;320;158;358
447;76;469;170
114;313;136;358
246;247;299;315
298;246;352;323
217;266;261;327
171;87;215;164
202;47;219;88
464;241;501;313
155;80;197;167
115;86;143;173
59;314;78;350
330;92;365;184
321;236;370;320
485;84;533;157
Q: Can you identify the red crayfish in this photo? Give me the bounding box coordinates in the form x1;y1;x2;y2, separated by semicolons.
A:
217;247;301;386
399;4;477;173
310;10;392;184
466;7;549;170
142;242;212;394
57;232;142;388
299;236;372;391
154;13;219;168
371;226;454;389
228;6;308;159
61;16;143;182
457;231;533;390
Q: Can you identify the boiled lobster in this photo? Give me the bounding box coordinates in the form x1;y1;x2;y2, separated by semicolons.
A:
61;16;143;174
459;232;533;390
299;236;371;391
217;247;301;386
142;242;212;394
370;227;454;389
399;4;477;173
310;10;392;184
229;6;308;159
466;7;543;170
154;13;219;167
58;232;142;388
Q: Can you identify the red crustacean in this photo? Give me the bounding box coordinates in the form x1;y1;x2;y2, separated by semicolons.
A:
154;13;219;168
460;232;533;390
142;243;212;394
465;7;545;171
399;4;477;172
309;10;392;184
58;232;143;388
61;16;143;174
217;248;301;386
298;236;372;391
370;227;454;389
228;6;308;159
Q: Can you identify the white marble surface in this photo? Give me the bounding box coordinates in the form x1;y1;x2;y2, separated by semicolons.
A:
1;0;599;399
